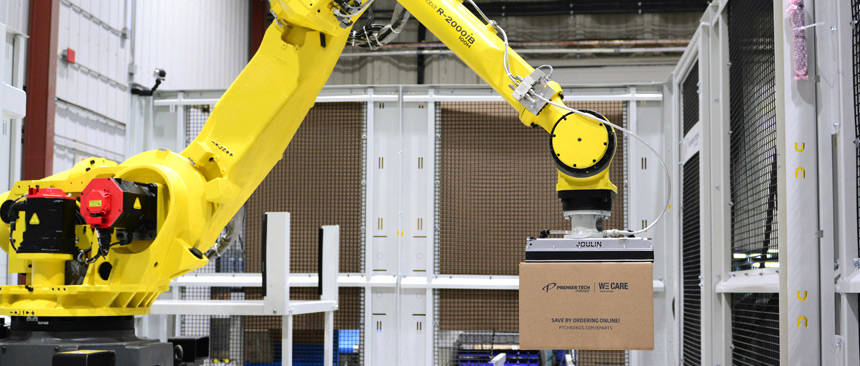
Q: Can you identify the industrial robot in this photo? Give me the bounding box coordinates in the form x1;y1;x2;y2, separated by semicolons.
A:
0;0;665;364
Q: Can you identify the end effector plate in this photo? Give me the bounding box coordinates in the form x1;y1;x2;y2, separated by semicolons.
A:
525;237;653;262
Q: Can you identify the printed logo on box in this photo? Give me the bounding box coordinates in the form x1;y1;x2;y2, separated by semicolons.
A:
541;282;592;293
541;282;630;293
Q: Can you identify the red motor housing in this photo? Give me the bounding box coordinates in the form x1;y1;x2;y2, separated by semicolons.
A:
79;178;158;243
80;178;125;229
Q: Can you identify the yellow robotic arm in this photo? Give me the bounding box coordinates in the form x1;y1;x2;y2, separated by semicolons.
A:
0;0;617;317
395;0;618;212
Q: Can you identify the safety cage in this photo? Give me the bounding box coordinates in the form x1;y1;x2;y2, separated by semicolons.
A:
667;0;860;365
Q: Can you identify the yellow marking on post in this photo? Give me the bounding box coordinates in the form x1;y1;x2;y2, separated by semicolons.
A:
794;142;805;152
795;167;806;179
797;290;807;301
797;316;808;328
29;213;40;225
133;198;142;210
89;200;102;208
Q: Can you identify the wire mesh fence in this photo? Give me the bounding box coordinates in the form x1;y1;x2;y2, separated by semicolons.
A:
177;102;366;365
727;0;779;272
681;153;701;366
731;293;780;366
435;101;627;276
245;103;365;275
682;62;699;136
726;2;781;365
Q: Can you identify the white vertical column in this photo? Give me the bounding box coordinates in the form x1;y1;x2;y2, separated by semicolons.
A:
324;311;334;366
398;89;433;366
663;78;681;366
363;88;375;366
175;92;186;150
626;88;639;230
171;287;181;337
264;212;291;315
366;87;401;366
818;1;860;365
371;91;401;274
321;225;339;366
263;212;293;364
709;8;733;366
9;32;25;222
395;86;404;364
697;21;715;366
813;1;848;365
626;88;641;366
424;89;437;366
0;23;9;286
372;88;400;366
777;0;820;364
283;314;293;366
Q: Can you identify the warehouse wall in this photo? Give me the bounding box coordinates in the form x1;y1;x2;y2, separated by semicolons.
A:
53;0;131;172
132;0;249;91
0;0;28;35
125;4;697;89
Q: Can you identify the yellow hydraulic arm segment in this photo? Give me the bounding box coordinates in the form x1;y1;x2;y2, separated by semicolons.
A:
0;0;617;317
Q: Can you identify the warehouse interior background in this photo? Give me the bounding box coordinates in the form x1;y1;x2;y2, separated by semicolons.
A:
0;0;857;365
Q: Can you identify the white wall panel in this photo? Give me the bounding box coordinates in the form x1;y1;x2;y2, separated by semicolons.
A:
53;99;126;173
133;0;248;91
53;0;130;174
0;0;28;35
56;0;130;124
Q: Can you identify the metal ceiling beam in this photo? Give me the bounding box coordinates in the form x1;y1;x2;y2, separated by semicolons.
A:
462;0;710;16
370;0;709;18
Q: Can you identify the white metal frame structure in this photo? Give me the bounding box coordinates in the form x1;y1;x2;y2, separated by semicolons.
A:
150;212;340;366
149;84;667;366
671;18;706;366
669;2;788;365
667;1;860;365
819;1;860;365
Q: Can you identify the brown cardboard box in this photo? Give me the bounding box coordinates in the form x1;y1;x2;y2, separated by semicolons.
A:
519;262;654;350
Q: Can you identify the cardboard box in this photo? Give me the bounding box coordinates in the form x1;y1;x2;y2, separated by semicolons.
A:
519;262;654;350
